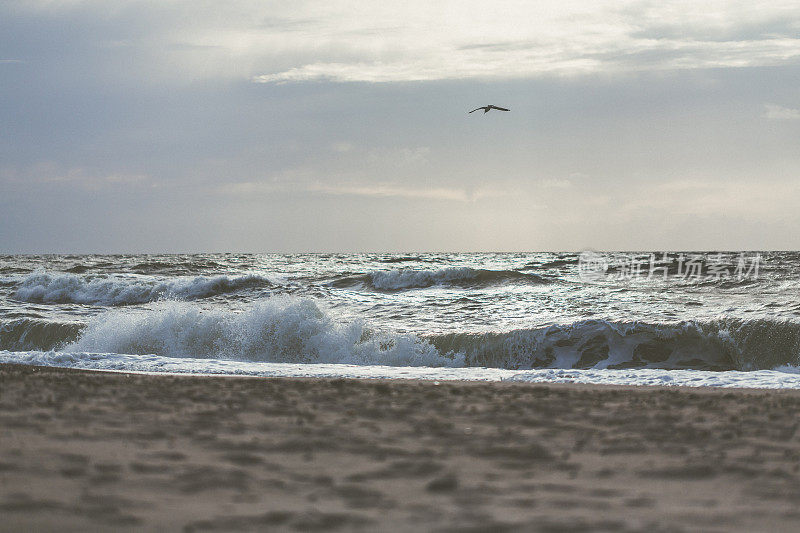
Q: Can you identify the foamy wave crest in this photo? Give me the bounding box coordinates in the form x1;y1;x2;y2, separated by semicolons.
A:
429;318;800;371
64;298;463;367
333;267;546;291
12;271;272;305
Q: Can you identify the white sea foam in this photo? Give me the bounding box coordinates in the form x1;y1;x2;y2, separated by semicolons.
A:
12;271;272;305
2;350;800;389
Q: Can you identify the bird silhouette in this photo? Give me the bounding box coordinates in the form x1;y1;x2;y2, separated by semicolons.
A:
469;105;510;114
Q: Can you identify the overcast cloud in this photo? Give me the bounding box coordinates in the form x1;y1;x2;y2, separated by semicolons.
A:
1;1;799;252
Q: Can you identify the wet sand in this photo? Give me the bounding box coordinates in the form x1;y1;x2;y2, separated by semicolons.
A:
1;364;800;532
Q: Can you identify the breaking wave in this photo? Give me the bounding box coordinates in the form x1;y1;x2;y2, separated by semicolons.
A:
12;271;273;305
333;267;548;291
2;297;799;372
62;299;460;367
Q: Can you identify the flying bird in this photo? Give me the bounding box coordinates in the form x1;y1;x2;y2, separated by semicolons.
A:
469;105;510;114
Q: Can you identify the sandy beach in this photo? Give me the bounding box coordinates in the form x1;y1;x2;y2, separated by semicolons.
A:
2;364;800;531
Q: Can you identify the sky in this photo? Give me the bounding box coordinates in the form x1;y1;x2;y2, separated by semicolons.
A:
1;0;799;252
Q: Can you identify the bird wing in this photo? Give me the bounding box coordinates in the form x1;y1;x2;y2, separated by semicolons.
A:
489;105;510;111
468;107;484;113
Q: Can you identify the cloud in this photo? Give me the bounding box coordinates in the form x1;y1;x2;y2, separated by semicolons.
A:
306;182;473;202
764;103;800;120
250;1;800;83
6;1;798;86
254;34;800;83
538;178;572;189
1;163;152;190
330;141;354;153
217;179;506;203
625;178;800;220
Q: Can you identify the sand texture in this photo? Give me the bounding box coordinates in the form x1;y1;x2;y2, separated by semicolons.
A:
2;364;800;532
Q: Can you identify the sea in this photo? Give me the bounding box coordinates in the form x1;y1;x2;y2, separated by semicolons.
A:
2;252;800;389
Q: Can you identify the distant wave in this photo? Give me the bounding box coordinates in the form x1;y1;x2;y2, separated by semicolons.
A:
58;259;228;275
0;267;34;275
12;271;273;305
376;256;423;263
332;267;549;291
129;260;227;273
2;298;799;372
521;258;578;270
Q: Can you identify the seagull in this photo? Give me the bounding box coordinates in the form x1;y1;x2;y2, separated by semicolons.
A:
469;105;510;114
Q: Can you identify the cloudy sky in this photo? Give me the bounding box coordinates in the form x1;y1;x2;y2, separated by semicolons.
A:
2;0;799;252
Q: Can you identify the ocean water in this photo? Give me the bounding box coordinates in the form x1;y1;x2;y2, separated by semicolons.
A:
1;252;800;388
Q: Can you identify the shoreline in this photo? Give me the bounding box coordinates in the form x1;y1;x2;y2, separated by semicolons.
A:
6;361;800;393
4;353;800;389
2;363;800;531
